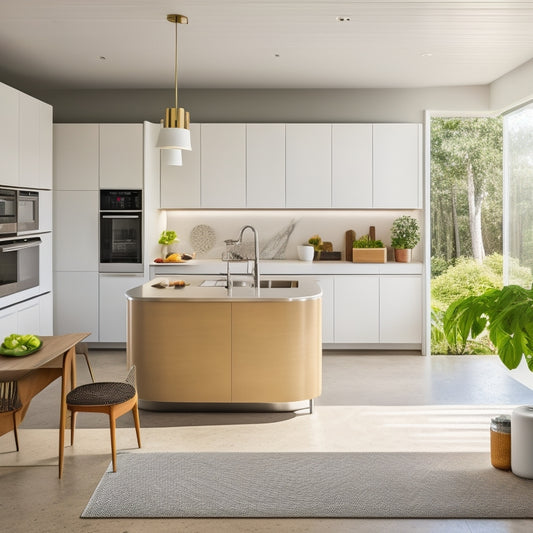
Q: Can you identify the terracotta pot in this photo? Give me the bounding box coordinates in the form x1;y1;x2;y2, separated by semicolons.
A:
394;248;412;263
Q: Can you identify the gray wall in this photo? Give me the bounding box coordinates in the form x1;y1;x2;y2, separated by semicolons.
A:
33;86;490;124
490;59;533;112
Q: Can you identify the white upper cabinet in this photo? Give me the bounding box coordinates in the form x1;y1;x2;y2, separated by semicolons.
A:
286;124;332;208
332;124;373;208
246;124;286;208
0;83;19;187
372;123;422;208
160;124;201;208
201;124;246;208
19;94;53;190
19;93;40;189
54;124;99;191
99;124;143;189
38;101;53;189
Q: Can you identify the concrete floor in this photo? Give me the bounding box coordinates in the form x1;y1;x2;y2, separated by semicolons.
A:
1;350;533;532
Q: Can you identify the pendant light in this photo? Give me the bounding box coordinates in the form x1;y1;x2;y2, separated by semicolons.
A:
156;14;191;154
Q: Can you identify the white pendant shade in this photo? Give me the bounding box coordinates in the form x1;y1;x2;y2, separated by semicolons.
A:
156;127;192;151
162;148;183;166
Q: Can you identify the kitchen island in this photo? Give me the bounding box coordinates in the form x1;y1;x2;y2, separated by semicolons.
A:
126;277;322;412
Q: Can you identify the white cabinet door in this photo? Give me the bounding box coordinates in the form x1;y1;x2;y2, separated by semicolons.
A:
314;276;335;343
53;124;99;190
0;306;19;340
17;300;40;335
38;101;53;189
53;271;99;341
39;232;53;293
373;124;422;208
99;124;143;189
19;92;40;189
53;190;98;271
99;273;146;342
0;82;19;187
201;124;246;208
286;124;332;208
332;124;373;208
380;275;422;343
38;292;54;335
160;124;201;208
246;124;285;208
334;275;379;343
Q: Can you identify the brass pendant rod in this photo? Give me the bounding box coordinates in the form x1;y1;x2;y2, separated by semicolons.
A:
174;18;178;110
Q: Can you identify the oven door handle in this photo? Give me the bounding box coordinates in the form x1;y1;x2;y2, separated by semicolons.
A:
101;215;141;219
0;238;42;252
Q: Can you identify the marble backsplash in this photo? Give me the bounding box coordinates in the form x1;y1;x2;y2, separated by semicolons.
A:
163;210;424;262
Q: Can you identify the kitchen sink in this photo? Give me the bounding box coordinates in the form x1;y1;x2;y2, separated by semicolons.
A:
200;279;299;288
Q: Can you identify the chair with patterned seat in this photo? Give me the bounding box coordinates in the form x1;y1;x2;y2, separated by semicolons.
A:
65;365;141;473
0;381;22;451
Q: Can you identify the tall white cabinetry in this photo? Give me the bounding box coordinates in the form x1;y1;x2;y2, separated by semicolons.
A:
201;124;246;208
286;124;332;208
373;124;422;208
53;124;99;341
246;124;286;208
0;83;19;187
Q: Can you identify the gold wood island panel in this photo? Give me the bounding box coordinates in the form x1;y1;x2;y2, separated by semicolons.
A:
127;298;321;404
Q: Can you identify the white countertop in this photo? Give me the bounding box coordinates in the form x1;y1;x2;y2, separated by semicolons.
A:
149;259;424;275
126;277;322;302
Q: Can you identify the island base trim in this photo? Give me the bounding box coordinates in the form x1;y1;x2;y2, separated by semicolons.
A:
138;399;315;413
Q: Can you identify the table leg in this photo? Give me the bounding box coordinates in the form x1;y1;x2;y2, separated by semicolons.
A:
59;346;76;479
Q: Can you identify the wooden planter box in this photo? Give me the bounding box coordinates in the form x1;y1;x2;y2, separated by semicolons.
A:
352;248;387;263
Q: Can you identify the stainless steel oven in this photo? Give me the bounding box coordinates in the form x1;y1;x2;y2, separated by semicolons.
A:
0;189;17;236
99;190;143;273
17;190;39;233
0;237;41;298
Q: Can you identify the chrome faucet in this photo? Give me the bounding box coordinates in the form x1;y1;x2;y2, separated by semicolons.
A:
224;225;260;288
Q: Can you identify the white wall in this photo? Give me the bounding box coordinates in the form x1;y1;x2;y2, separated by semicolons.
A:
490;58;533;112
34;86;490;124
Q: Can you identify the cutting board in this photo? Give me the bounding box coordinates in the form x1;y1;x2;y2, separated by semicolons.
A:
345;230;355;262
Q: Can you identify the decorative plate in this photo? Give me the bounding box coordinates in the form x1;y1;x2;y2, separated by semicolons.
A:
0;337;43;357
190;224;216;254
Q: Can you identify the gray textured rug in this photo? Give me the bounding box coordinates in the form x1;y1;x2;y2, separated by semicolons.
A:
82;452;533;518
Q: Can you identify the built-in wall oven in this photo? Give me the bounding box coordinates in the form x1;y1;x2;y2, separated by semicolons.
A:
0;189;17;235
17;190;39;233
99;190;143;273
0;237;41;298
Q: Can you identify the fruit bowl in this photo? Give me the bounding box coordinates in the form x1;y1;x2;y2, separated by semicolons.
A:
0;337;43;357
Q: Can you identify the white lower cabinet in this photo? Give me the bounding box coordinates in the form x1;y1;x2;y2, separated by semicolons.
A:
313;276;335;343
379;275;422;343
53;271;99;341
334;275;380;343
0;294;52;340
99;273;147;342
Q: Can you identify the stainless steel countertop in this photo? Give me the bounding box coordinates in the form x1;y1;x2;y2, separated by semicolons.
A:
126;277;322;302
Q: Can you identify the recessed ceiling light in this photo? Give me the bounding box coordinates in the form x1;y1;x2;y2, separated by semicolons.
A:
98;56;107;61
274;53;280;58
336;16;351;22
421;52;433;57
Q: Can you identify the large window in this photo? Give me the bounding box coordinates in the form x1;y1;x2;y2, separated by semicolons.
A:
504;103;533;285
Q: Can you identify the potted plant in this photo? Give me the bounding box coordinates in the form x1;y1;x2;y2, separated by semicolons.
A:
158;230;179;258
308;235;323;260
352;235;386;263
443;284;533;372
390;215;420;263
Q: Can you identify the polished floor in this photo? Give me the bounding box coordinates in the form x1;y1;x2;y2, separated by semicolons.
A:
1;350;533;532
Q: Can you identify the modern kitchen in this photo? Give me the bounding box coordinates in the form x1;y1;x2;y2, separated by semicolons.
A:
2;1;533;530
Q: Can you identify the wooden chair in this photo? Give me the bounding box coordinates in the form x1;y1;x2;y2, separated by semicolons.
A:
64;366;141;474
0;381;22;451
75;342;95;383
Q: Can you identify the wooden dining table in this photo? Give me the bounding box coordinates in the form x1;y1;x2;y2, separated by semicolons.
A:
0;332;89;477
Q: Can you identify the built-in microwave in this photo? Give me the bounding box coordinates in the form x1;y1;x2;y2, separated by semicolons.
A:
0;189;17;236
0;237;41;298
17;190;39;233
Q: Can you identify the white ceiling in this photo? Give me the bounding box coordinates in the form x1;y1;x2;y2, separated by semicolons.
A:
1;0;533;91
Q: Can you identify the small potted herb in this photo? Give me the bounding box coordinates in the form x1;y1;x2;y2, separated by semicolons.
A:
352;235;387;263
390;216;420;263
158;230;179;258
